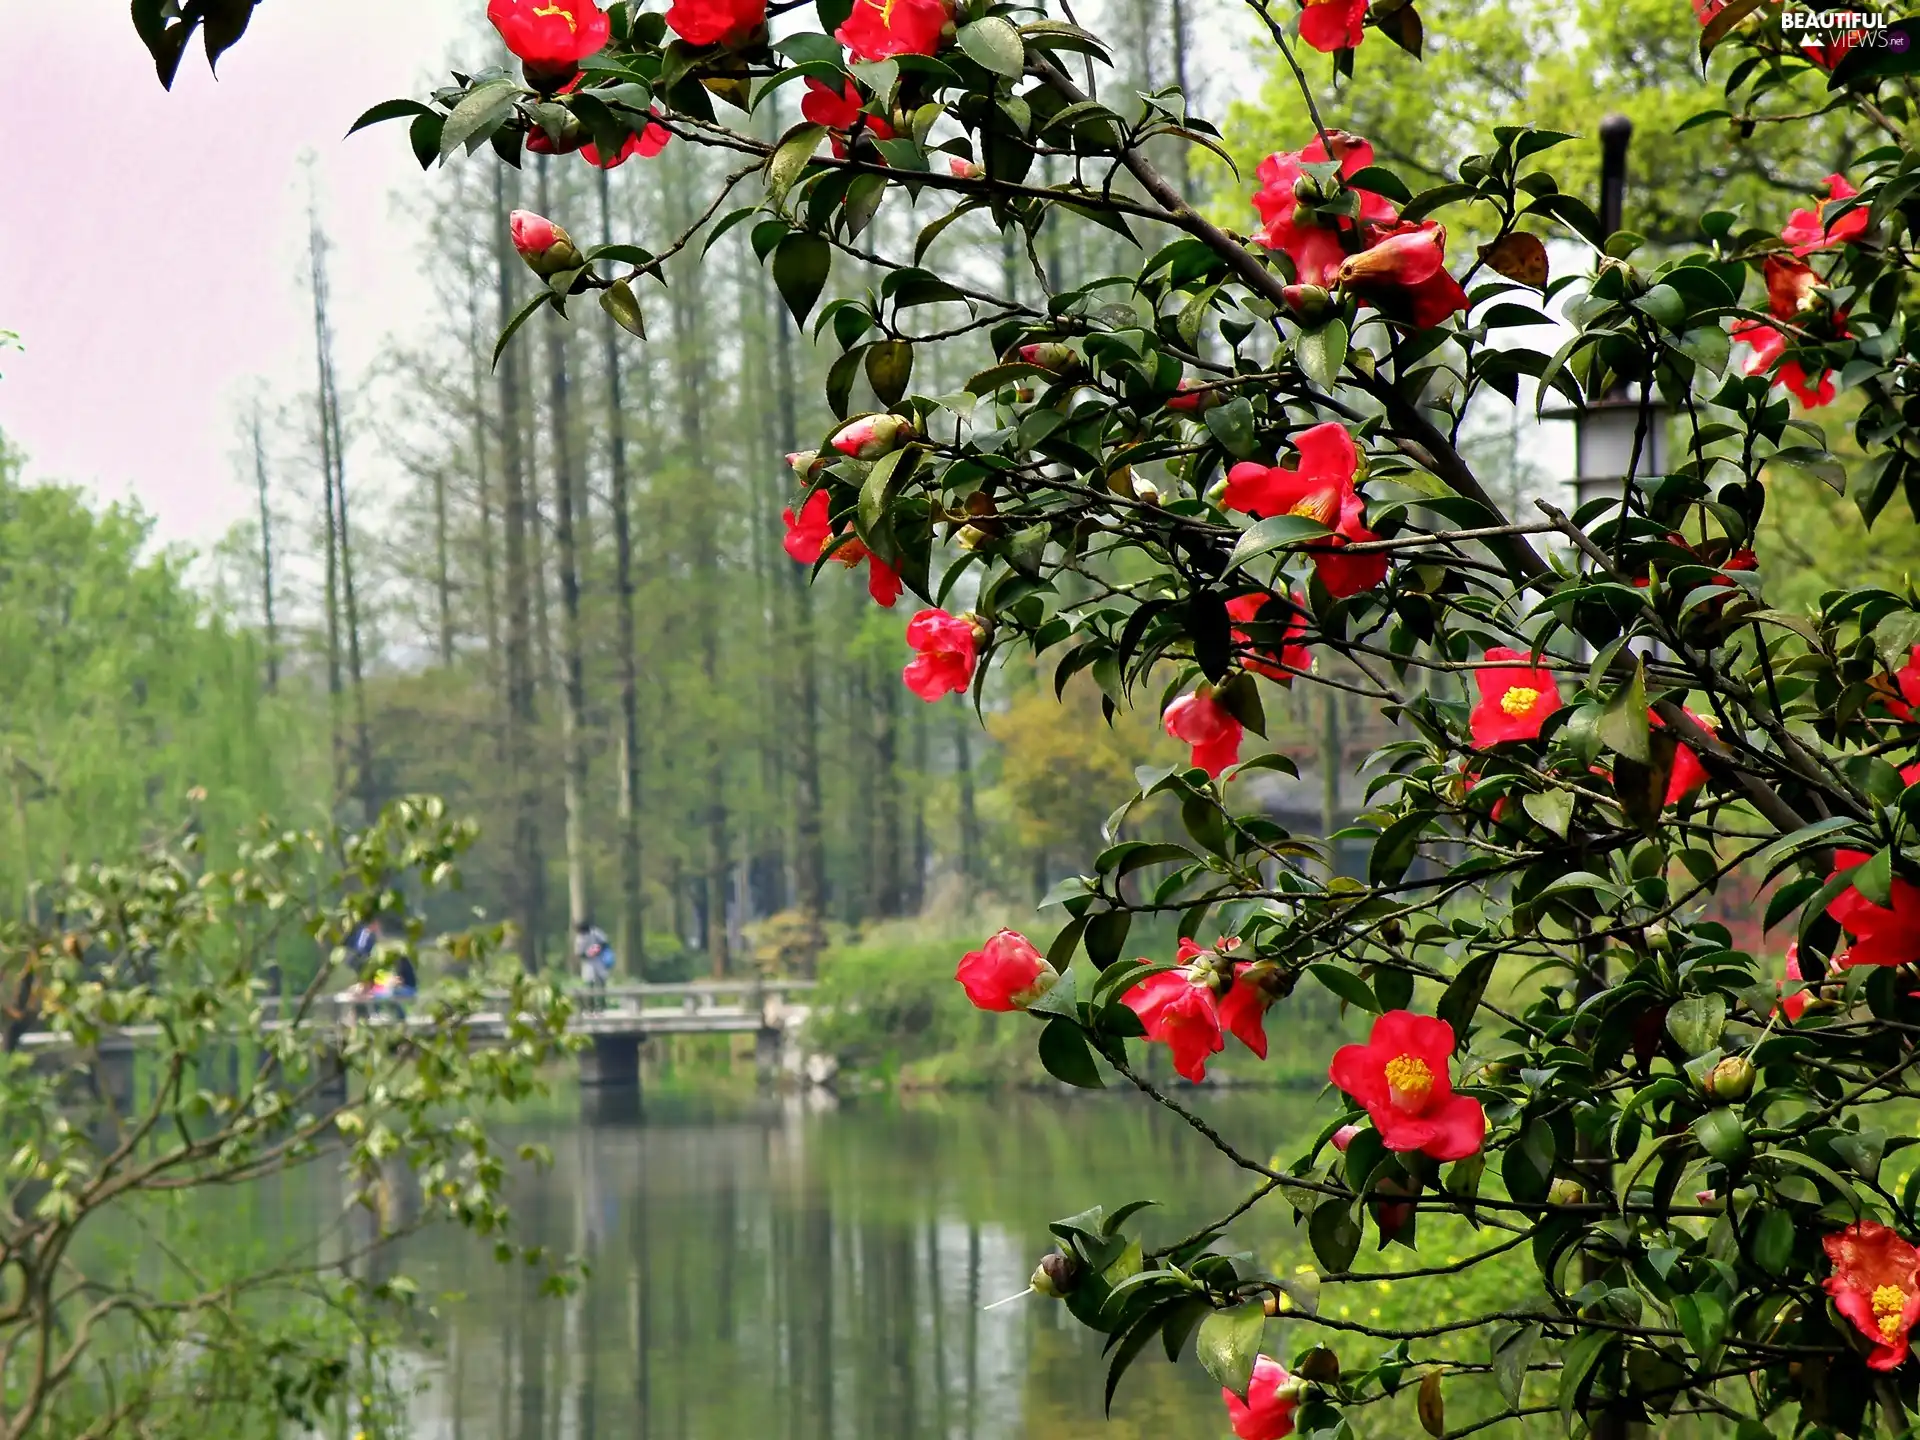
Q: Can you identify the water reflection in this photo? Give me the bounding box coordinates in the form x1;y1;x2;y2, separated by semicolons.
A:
395;1088;1320;1439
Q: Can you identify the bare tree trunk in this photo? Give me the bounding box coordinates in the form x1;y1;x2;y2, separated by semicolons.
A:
309;211;346;811
668;165;730;977
495;166;546;972
469;286;505;738
310;210;377;824
875;661;903;917
433;458;454;668
955;718;982;895
774;307;826;966
251;403;279;694
599;168;646;977
909;702;927;914
540;156;591;936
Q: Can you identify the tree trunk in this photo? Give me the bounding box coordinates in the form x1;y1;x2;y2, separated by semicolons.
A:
309;211;346;811
251;403;278;694
494;166;546;972
309;210;376;824
433;459;454;668
955;711;980;890
774;306;827;965
599;168;646;977
540;156;592;937
469;285;506;746
909;701;927;914
874;655;904;917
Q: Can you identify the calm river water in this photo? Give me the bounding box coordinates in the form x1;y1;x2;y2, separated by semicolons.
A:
384;1086;1327;1439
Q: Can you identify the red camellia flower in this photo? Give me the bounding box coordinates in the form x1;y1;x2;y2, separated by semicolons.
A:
1223;1354;1302;1440
1251;132;1397;287
1227;591;1311;683
1335;221;1472;329
1164;689;1244;778
1824;1222;1920;1370
1783;174;1868;256
1329;1010;1486;1162
1875;645;1920;720
837;0;952;61
1469;648;1563;747
1652;707;1714;806
802;78;896;157
903;608;978;702
1776;943;1809;1024
1826;849;1920;968
665;0;766;47
781;490;901;607
488;0;611;81
955;929;1058;1011
1732;255;1844;408
1217;964;1283;1059
1123;970;1225;1083
581;119;672;168
1299;0;1366;51
1222;423;1386;598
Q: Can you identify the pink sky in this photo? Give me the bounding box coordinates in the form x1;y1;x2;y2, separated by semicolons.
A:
0;0;467;544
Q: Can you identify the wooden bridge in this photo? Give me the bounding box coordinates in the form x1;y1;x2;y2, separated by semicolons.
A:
20;978;820;1102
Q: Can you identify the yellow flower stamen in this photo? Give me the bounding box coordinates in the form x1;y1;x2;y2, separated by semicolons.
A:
1499;686;1540;718
532;3;579;30
1288;491;1339;525
1382;1053;1433;1111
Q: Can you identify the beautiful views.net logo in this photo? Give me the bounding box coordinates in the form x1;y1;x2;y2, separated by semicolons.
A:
1783;7;1911;53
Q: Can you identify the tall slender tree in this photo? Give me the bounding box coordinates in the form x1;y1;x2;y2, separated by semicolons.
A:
250;401;279;694
539;156;593;938
599;167;646;976
493;165;545;971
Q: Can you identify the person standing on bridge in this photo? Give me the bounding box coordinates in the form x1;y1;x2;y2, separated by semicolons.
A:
574;919;615;1011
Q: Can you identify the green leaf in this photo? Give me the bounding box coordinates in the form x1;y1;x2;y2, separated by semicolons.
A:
1308;963;1380;1014
1691;1109;1748;1164
1226;514;1330;572
1308;1200;1362;1274
1203;397;1257;459
1674;1291;1727;1360
1194;1302;1266;1396
865;340;914;407
1038;1017;1105;1088
766;124;829;209
1521;789;1572;838
957;16;1027;77
772;233;833;323
1557;1331;1615;1426
440;78;520;161
1105;1306;1169;1414
857;445;915;552
599;279;647;339
1295;320;1349;391
1490;1323;1539;1410
492;291;552;371
1849;847;1894;909
1752;1208;1793;1275
347;98;437;138
1436;952;1497;1046
1597;657;1649;763
1665;995;1726;1056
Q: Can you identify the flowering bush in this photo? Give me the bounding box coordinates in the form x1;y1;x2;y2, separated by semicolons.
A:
226;0;1920;1430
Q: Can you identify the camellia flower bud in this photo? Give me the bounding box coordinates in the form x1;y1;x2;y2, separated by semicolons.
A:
830;413;916;461
1706;1053;1755;1103
1031;1251;1080;1298
1291;172;1330;207
1016;342;1081;376
948;156;985;180
509;210;582;278
1331;1123;1363;1153
1547;1177;1585;1207
1281;284;1335;323
785;450;827;481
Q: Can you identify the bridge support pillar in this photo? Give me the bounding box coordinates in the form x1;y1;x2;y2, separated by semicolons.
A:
755;1024;783;1084
580;1033;643;1089
91;1045;135;1116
